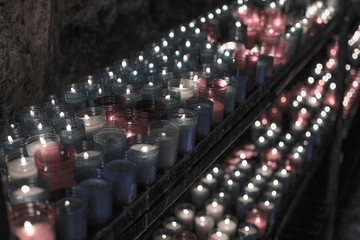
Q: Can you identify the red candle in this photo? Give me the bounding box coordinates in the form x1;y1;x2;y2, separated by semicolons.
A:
261;148;282;171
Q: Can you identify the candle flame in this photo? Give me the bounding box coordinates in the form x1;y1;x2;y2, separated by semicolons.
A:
37;123;43;130
70;87;76;93
281;169;287;175
171;221;177;227
241;159;248;166
66;124;72;131
20;157;27;166
39;137;46;145
141;146;149;152
206;173;213;181
64;200;70;207
185;41;191;47
245;226;250;232
24;221;35;236
7;135;13;143
243;194;249;200
248;183;254;189
200;216;205;222
216;231;223;237
154;46;160;53
30;110;35;117
197;185;204;191
122;61;127;68
51;99;55;105
206;67;211;73
212;201;218;207
98;88;103;94
181;114;186;119
183;209;189;215
195;28;200;34
165;95;171;100
256;175;262;181
161;132;166;137
84;114;90;120
21;185;30;194
262;165;268;171
219;192;224;198
177;61;182;68
227;179;234;185
117;77;122;83
224;218;230;225
183;55;188;62
274;179;279;185
83;152;89;159
148;82;154;87
149;63;154;69
235;170;241;177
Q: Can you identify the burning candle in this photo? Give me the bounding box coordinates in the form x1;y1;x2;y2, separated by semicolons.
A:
228;168;248;186
152;229;172;240
237;222;259;240
56;120;85;147
25;133;60;157
209;230;229;240
75;107;106;140
93;126;127;163
128;135;159;186
174;203;196;230
259;199;276;226
94;95;126;125
217;215;238;238
255;164;274;179
194;213;215;240
8;177;48;206
212;190;231;212
8;202;56;240
236;193;255;222
191;183;210;209
157;91;181;113
62;83;88;111
205;198;225;222
244;182;261;200
197;78;227;126
53;197;87;240
104;158;137;205
162;217;184;235
236;159;253;174
6;148;38;181
223;178;240;197
200;173;218;190
169;109;198;153
245;205;268;238
168;79;195;105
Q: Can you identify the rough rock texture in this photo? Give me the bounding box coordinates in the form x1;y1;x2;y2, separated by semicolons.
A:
0;0;228;120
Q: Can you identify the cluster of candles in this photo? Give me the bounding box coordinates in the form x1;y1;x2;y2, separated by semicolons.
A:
150;27;344;240
0;1;339;240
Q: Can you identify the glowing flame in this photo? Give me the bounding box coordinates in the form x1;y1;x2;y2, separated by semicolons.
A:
84;115;90;120
20;157;27;166
7;135;13;143
83;152;89;159
141;146;149;152
66;124;72;131
181;114;186;120
197;185;204;191
21;185;30;194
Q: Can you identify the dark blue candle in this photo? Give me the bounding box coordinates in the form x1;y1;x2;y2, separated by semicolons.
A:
62;83;88;111
224;77;238;114
169;109;198;153
255;60;267;86
190;182;210;210
200;173;218;191
234;70;248;104
223;178;240;198
53;197;87;240
185;98;213;140
56;119;85;147
77;169;112;228
104;159;137;206
229;168;248;186
236;193;255;222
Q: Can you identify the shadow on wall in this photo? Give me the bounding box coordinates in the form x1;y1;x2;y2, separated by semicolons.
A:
0;0;228;120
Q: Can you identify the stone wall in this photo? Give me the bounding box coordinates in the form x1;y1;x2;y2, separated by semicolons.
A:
0;0;228;120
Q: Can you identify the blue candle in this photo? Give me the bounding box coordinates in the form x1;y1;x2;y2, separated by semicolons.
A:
274;168;291;194
229;168;248;186
169;109;198;153
259;54;274;78
62;83;88;111
224;77;238;114
200;173;218;191
223;178;240;198
233;70;248;104
236;193;255;222
87;84;109;107
156;90;181;113
53;197;87;240
212;190;231;213
190;182;210;209
185;98;213;140
255;60;267;86
56;119;85;147
127;135;159;186
77;169;112;228
104;159;137;206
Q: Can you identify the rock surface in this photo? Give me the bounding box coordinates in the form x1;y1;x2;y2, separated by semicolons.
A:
0;0;227;120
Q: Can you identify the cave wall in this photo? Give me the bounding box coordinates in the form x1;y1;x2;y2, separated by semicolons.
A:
0;0;228;120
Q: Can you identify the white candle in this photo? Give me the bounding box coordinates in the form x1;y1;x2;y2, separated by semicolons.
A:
217;217;238;238
130;143;158;153
174;203;195;230
26;137;57;157
195;215;215;240
7;157;38;180
209;230;229;240
13;220;56;240
12;185;45;202
205;200;224;222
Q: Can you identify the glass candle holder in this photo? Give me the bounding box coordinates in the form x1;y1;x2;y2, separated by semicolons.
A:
34;144;76;192
200;172;218;191
75;107;106;140
87;83;109;107
236;193;255;222
168;79;195;105
8;177;49;206
8;201;56;240
199;42;218;64
115;85;143;108
76;168;112;228
217;214;238;238
156;90;181;113
18;104;48;126
197;78;227;126
174;202;196;230
25;119;54;137
237;222;259;240
53;197;87;240
205;198;225;222
74;141;104;181
6;148;38;181
149;120;179;169
223;76;238;115
142;81;163;100
104;157;137;206
113;109;149;138
62;83;88;111
185;98;213;140
133;100;167;123
94;95;126;125
228;168;248;186
0;124;27;153
56;119;85;147
168;108;198;153
191;182;210;210
25;133;60;157
93;126;127;163
127;135;159;186
162;217;184;235
245;204;268;238
47;104;75;128
153;228;173;240
194;212;215;240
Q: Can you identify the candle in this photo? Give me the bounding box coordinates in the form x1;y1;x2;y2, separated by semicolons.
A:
185;98;213;140
224;77;237;115
53;197;87;240
34;144;76;192
104;159;137;205
233;70;248;104
264;190;282;209
245;205;268;238
142;81;163;100
205;199;225;222
200;173;218;190
152;229;173;240
93;126;127;163
77;170;112;227
6;148;38;181
75;143;104;182
0;133;26;153
168;79;195;105
236;159;253;174
8;202;56;240
217;215;238;238
169;109;198;153
212;190;230;212
197;78;227;126
255;164;274;179
157;91;181;113
134;100;167;123
94;95;126;125
75;107;106;140
194;213;215;240
236;193;255;222
249;174;266;189
56;120;85;147
209;230;229;240
128;135;159;186
191;183;210;209
174;203;196;230
259;199;276;226
237;222;259;240
25;133;60;157
62;83;88;111
119;87;143;108
149;120;179;169
223;178;240;197
162;217;184;235
261;147;282;170
251;120;266;142
9;178;48;206
229;168;248;186
244;182;261;200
